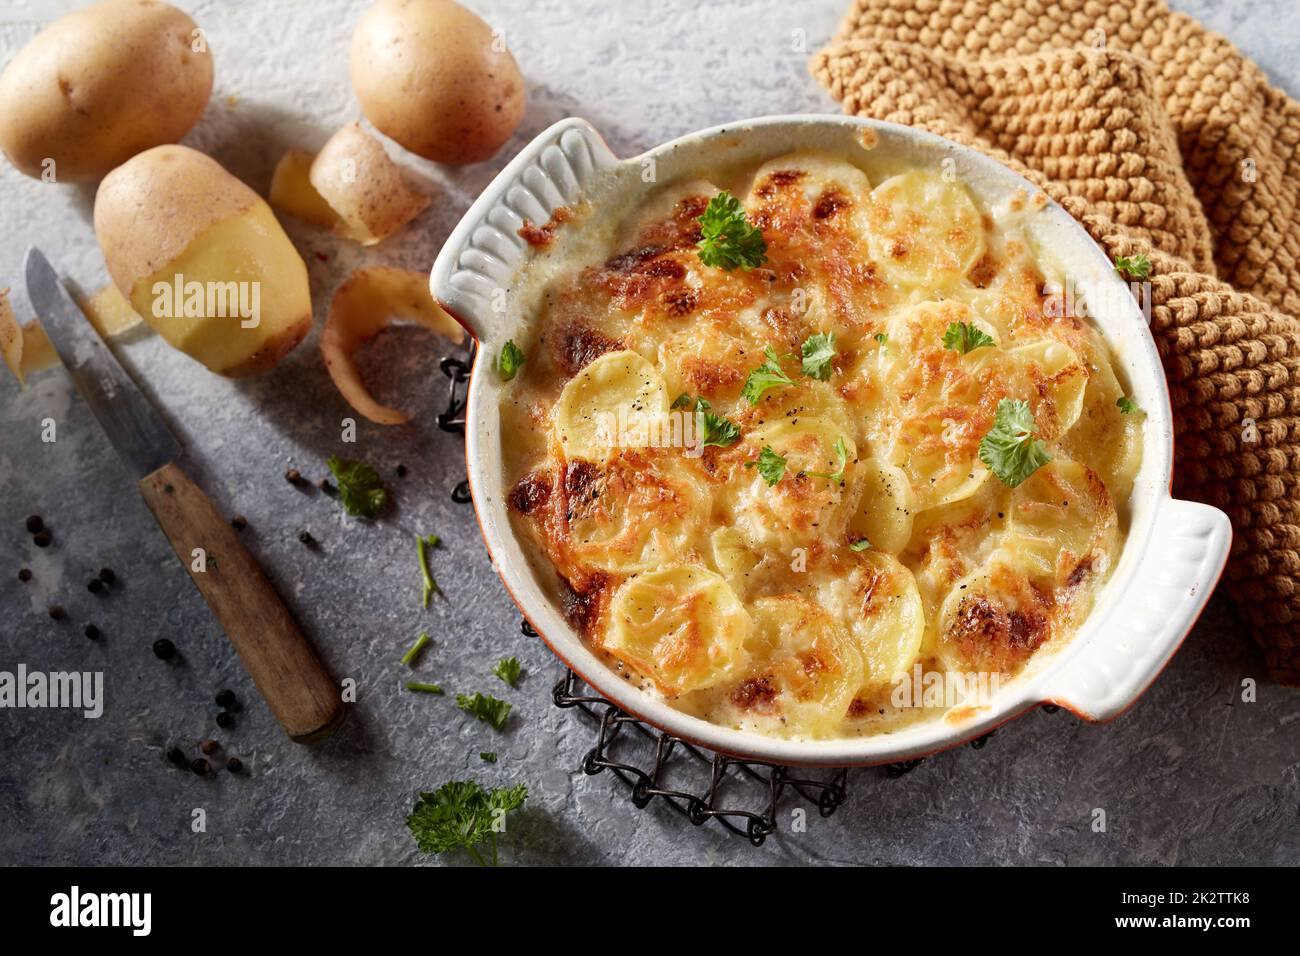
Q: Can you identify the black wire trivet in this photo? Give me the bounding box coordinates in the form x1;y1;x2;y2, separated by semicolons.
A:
435;344;1021;845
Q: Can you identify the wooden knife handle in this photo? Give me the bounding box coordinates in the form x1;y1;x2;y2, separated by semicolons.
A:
139;461;347;743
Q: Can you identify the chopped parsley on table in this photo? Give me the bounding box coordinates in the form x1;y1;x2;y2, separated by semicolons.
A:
416;534;442;608
457;692;513;731
492;656;521;687
327;456;388;518
407;781;527;866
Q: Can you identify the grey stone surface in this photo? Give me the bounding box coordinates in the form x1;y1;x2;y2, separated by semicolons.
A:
1;0;1297;867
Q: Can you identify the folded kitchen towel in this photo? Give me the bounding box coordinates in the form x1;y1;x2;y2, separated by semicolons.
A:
811;0;1300;681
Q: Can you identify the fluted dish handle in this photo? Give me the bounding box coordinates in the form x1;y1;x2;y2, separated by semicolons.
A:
430;118;619;343
1039;497;1232;720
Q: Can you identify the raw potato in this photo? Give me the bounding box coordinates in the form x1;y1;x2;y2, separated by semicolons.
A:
94;145;312;377
350;0;525;164
270;123;429;245
320;266;465;425
0;0;213;182
0;287;137;385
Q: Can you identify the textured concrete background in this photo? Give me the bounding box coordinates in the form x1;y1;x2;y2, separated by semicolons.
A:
1;0;1297;866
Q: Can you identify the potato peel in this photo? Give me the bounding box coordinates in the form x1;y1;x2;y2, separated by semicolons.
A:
270;123;429;246
321;266;465;425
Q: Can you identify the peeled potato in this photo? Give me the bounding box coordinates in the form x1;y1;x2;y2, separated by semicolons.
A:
270;123;429;245
320;266;465;425
94;145;312;377
0;0;213;182
1;285;146;386
349;0;525;164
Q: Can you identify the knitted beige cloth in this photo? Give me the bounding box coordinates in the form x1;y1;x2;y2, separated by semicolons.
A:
812;0;1300;682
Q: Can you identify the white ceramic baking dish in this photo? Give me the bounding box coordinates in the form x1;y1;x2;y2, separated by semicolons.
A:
430;115;1232;767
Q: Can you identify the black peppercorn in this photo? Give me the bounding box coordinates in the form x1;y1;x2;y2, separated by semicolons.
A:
226;757;243;774
200;739;220;755
17;568;31;582
215;711;234;729
285;468;303;485
395;464;407;477
152;638;175;660
190;758;210;776
33;529;52;547
317;477;335;494
298;530;314;545
84;624;100;640
25;515;43;533
166;747;186;767
215;688;236;708
97;567;116;584
231;515;248;530
88;578;104;594
48;606;66;620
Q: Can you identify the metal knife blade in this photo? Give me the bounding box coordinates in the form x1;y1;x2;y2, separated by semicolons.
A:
24;247;181;480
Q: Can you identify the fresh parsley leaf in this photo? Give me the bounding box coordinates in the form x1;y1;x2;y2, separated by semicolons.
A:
1114;253;1151;281
1116;396;1140;414
407;780;527;865
800;332;836;380
457;692;513;731
874;332;889;346
809;436;850;486
742;346;795;405
979;399;1052;487
327;456;388;518
850;538;872;552
498;340;525;381
401;632;431;668
416;534;441;608
480;752;498;763
492;656;521;687
702;411;741;448
677;395;742;448
942;322;996;355
745;445;787;486
697;191;767;271
671;392;694;410
405;681;445;694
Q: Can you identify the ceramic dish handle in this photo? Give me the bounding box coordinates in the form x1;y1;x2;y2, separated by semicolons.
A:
1038;497;1231;721
430;117;619;342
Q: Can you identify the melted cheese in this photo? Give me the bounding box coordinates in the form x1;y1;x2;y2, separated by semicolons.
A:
501;150;1144;740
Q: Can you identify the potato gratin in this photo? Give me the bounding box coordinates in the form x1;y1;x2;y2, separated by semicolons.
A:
501;151;1144;740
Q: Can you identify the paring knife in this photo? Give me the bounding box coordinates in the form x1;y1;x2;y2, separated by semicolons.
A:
25;248;346;744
